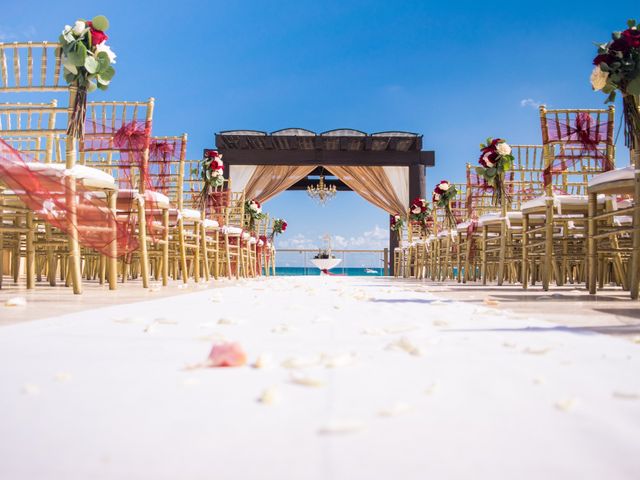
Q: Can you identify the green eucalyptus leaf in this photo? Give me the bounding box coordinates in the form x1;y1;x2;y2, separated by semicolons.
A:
475;166;485;176
63;70;77;84
84;55;98;74
486;167;497;177
86;80;97;93
91;15;110;31
99;66;115;81
96;81;108;91
96;74;110;86
96;52;111;72
627;19;636;28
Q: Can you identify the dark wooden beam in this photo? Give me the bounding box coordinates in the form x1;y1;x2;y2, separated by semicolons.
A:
216;149;435;167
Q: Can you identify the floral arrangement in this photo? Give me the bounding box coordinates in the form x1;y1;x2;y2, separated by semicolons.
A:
245;199;265;232
432;180;458;229
196;149;225;211
390;214;405;241
476;138;513;206
314;249;335;259
272;218;288;236
409;197;431;233
591;19;640;149
60;15;116;138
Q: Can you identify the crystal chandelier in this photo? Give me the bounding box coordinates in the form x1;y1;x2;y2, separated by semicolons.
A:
307;172;337;205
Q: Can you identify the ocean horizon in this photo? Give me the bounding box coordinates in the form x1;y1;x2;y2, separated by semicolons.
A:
275;266;384;276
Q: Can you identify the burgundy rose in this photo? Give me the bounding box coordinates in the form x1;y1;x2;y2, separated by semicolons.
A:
86;21;108;45
490;138;503;146
204;149;219;158
622;28;640;48
593;53;616;65
479;151;499;168
282;222;287;231
609;37;630;53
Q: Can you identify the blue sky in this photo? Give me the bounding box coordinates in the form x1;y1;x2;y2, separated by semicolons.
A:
1;0;636;266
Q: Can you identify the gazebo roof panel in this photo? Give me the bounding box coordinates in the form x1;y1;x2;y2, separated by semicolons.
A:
320;128;367;137
271;128;316;136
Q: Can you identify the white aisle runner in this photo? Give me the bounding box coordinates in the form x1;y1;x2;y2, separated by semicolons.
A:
0;277;639;480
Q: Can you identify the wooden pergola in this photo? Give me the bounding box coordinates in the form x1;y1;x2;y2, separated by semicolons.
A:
211;128;435;274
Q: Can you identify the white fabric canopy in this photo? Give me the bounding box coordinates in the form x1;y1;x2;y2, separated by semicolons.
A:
229;165;258;193
383;166;410;210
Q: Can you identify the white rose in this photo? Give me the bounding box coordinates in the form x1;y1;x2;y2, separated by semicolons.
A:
212;169;223;177
438;181;450;191
496;142;512;156
95;43;117;64
482;152;496;167
590;64;608;91
411;206;421;214
72;20;86;36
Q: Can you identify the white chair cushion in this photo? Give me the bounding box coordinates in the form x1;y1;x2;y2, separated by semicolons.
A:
24;162;116;190
118;189;171;209
203;219;219;228
456;220;472;230
521;194;604;212
180;208;202;220
222;226;243;235
477;211;502;226
437;229;450;238
507;211;522;221
248;237;258;244
588;166;634;188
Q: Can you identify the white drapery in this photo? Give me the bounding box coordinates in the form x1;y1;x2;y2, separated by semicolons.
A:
383;166;410;211
229;165;258;193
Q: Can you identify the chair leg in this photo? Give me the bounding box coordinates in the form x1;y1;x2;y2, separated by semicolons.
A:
162;209;169;287
137;200;150;288
543;204;554;291
26;211;35;289
522;214;529;289
630;166;640;299
178;218;188;283
481;226;488;286
587;193;597;294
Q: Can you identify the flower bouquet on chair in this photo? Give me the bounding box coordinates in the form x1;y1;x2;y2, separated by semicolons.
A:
409;197;431;235
245;199;265;233
270;218;288;242
390;214;405;242
196;149;226;213
591;18;640;149
432;180;458;229
60;15;116;138
476;138;513;206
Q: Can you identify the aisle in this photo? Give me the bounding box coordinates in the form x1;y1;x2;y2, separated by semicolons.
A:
0;277;639;480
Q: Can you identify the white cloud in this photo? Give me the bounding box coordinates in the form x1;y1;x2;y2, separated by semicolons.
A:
520;98;543;109
0;25;37;41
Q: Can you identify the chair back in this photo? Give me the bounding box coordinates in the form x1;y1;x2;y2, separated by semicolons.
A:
539;106;615;195
0;42;65;93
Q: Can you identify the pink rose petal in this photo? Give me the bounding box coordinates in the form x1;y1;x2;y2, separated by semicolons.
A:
207;342;247;367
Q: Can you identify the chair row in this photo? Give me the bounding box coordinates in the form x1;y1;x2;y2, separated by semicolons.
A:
394;105;640;300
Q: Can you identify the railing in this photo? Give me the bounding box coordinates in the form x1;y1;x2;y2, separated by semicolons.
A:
276;248;389;276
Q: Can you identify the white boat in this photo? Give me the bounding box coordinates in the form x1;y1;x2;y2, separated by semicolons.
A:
365;268;377;274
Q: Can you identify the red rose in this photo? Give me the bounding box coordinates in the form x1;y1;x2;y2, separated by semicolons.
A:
86;21;108;45
490;138;502;146
204;149;219;158
282;222;287;231
622;28;640;48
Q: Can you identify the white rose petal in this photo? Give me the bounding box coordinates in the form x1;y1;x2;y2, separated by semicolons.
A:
482;152;496;167
439;182;450;191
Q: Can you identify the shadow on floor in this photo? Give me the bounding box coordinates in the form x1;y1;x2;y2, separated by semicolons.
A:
444;324;640;336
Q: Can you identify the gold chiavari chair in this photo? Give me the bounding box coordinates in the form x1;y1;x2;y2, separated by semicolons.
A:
1;101;121;289
222;191;246;279
432;182;466;282
79;99;157;288
182;159;228;281
0;41;84;293
521;106;616;291
481;145;545;285
587;104;640;298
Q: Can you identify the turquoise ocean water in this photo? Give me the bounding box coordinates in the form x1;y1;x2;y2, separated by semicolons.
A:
275;267;384;276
